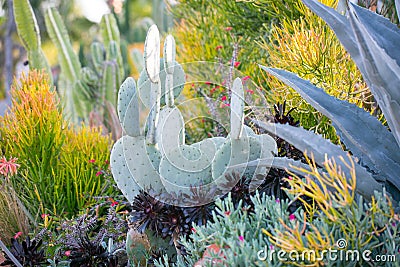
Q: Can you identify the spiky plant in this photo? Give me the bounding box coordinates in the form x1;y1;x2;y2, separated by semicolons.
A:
256;0;400;201
1;236;46;267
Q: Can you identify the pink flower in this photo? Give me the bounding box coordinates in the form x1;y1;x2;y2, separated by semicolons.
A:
96;171;102;176
65;250;71;257
246;89;254;94
14;232;23;239
289;214;296;221
243;76;251;81
41;214;49;219
215;45;223;51
269;245;274;250
0;157;20;177
234;61;241;68
238;236;244;242
225;26;233;31
224;103;230;107
111;201;118;207
191;227;197;233
104;160;109;165
275;198;280;204
221;95;227;101
288;176;293;180
88;159;96;163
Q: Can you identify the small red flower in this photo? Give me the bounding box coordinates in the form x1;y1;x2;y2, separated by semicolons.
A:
205;81;212;85
224;211;231;216
224;103;230;107
243;76;251;81
111;201;118;207
191;227;197;233
41;214;49;219
215;45;223;51
0;157;20;177
14;232;23;239
246;89;254;94
104;160;109;164
289;214;296;221
225;26;233;31
88;159;96;163
210;88;216;94
221;95;227;101
234;61;241;68
96;171;102;176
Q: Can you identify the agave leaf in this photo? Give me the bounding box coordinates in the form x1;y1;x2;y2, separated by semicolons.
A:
253;121;383;199
347;4;400;148
229;156;314;176
262;67;400;189
350;3;400;67
45;8;81;82
396;0;400;21
302;0;400;147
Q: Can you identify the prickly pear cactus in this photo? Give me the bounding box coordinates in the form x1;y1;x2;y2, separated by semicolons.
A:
111;24;277;206
111;25;167;203
212;78;277;192
156;35;185;157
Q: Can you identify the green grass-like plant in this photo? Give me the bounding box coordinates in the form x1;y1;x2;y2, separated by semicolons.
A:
0;71;114;219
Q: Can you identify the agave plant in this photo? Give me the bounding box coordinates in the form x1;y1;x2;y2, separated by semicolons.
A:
255;0;400;202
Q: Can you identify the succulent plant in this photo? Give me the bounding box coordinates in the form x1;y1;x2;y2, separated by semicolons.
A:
12;0;126;127
13;0;52;84
0;236;46;267
110;25;167;205
58;210;126;267
211;77;277;194
254;0;400;202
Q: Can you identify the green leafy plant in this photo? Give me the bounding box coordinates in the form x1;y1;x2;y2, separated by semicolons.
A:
256;0;400;201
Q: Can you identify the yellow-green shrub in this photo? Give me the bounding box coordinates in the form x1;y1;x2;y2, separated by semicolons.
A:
0;71;114;219
260;0;373;142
